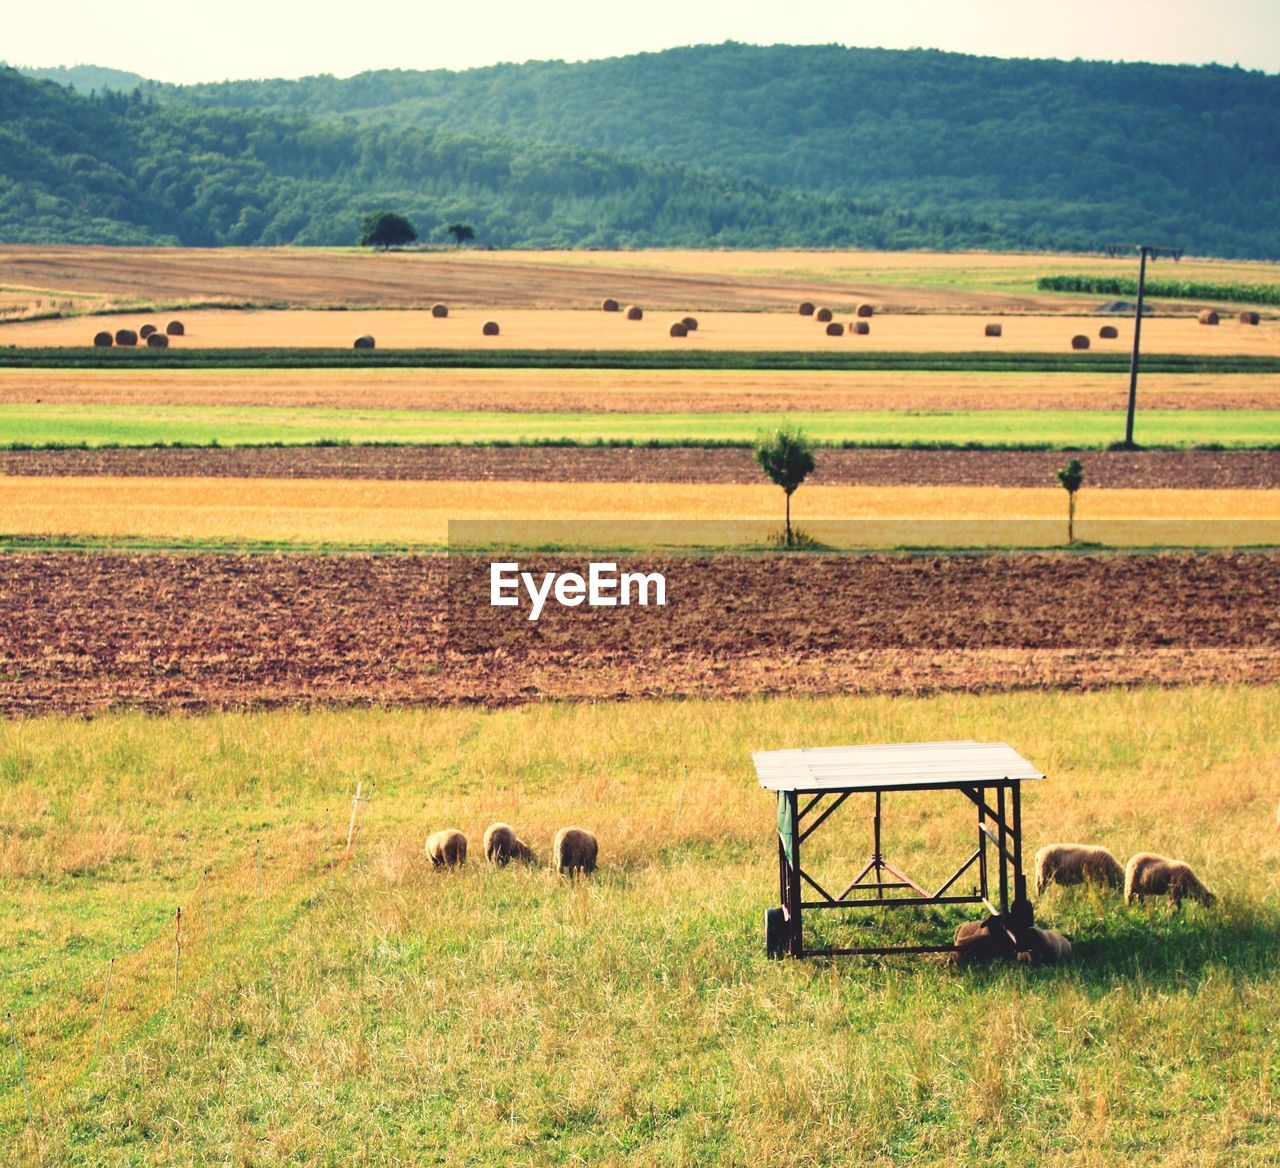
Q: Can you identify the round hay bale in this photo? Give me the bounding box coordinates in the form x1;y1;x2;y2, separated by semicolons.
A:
825;321;845;336
669;322;688;338
815;307;833;322
353;335;376;350
681;316;698;331
92;331;113;348
431;303;448;318
984;323;1002;337
1099;325;1119;339
114;329;138;347
139;324;157;339
146;332;169;348
165;320;184;336
1071;334;1091;350
853;321;870;335
1198;309;1219;326
856;303;874;318
601;298;619;312
798;302;815;316
482;321;500;336
1239;310;1260;325
625;305;643;321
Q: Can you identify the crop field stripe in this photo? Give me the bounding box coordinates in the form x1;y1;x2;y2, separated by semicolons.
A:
4;348;1280;374
1;477;1277;547
2;405;1279;449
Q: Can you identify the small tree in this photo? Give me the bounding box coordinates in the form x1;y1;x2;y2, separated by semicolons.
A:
446;222;475;246
755;426;816;548
1057;457;1084;543
358;212;417;250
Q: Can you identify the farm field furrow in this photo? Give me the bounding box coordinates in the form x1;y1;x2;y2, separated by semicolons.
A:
4;446;1277;489
3;406;1277;448
2;245;1275;311
0;552;1276;715
5;308;1277;355
2;367;1275;413
2;478;1277;547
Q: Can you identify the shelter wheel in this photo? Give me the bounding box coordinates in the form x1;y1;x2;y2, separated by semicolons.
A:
765;907;787;959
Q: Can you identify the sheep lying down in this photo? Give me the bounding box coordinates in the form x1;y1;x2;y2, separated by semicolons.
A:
952;916;1071;966
1125;853;1217;907
1034;843;1124;894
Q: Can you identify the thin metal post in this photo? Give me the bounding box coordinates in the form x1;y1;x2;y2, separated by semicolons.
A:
997;785;1009;918
977;786;989;904
1124;246;1149;448
256;840;263;931
90;957;114;1070
788;791;803;957
173;908;182;1001
1012;782;1026;905
873;791;884;901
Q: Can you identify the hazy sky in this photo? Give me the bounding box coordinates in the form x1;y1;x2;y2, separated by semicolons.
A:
7;0;1279;82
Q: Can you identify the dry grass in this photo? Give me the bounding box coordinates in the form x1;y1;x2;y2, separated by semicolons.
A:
0;476;1276;546
4;308;1277;355
1;245;1274;314
3;688;1279;1163
1;367;1275;413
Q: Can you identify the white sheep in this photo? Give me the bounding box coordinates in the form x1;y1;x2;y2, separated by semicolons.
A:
553;826;598;876
1124;852;1216;907
425;828;467;868
1034;843;1124;895
483;822;535;866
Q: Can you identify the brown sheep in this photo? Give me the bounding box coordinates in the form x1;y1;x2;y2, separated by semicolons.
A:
1017;927;1072;966
1125;852;1216;907
483;822;535;866
952;915;1016;965
1034;843;1124;894
553;826;598;875
425;828;467;868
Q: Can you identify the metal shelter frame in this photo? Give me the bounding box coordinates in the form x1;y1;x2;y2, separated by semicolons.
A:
754;740;1045;958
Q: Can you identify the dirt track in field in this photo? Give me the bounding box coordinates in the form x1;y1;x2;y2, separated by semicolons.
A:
2;551;1276;715
3;447;1278;489
2;368;1274;413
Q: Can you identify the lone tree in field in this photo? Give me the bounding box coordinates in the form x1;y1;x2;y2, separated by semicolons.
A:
446;222;475;246
755;426;816;548
358;212;417;250
1057;457;1084;543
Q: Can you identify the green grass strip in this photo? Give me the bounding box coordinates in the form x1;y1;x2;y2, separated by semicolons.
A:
3;347;1279;374
1;405;1278;449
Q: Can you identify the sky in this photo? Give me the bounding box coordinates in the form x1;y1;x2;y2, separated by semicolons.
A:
6;0;1279;82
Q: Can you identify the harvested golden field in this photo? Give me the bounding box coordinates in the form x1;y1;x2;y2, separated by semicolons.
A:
2;366;1275;412
1;245;1275;313
2;476;1276;546
5;307;1277;355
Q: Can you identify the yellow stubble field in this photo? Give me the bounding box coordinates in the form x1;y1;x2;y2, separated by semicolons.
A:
2;476;1276;546
4;308;1277;355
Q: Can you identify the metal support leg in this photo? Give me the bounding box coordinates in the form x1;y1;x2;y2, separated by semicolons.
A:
788;791;803;957
997;785;1009;919
977;787;989;908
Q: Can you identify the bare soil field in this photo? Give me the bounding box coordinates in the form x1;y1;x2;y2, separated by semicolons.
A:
0;551;1275;715
4;445;1277;489
5;307;1276;355
2;367;1274;413
2;245;1273;314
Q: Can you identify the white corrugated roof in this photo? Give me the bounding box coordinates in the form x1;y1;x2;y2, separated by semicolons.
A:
753;739;1044;792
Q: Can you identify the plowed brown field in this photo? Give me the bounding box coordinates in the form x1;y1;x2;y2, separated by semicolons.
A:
3;446;1277;489
2;551;1275;714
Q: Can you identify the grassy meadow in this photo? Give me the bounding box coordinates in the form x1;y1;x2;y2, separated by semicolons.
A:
2;405;1279;449
3;686;1279;1165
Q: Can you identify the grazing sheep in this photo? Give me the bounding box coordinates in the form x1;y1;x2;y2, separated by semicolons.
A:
1124;852;1217;907
553;826;598;876
483;822;535;866
1034;843;1124;895
425;828;467;868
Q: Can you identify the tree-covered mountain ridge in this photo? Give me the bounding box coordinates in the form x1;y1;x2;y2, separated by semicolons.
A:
7;42;1280;256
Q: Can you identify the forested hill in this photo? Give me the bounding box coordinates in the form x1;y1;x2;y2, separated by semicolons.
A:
161;43;1280;258
6;42;1280;255
0;67;993;248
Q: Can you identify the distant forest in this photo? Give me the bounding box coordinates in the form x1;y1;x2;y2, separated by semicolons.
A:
4;42;1280;256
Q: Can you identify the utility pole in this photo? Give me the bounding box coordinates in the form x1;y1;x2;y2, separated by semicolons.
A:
1109;243;1182;449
